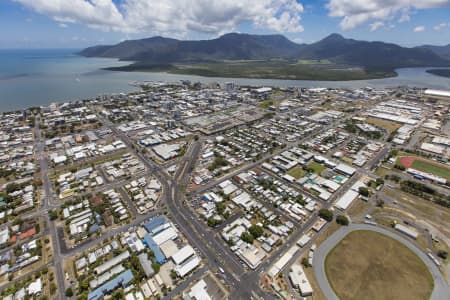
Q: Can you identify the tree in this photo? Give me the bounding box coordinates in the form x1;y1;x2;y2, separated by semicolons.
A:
216;202;226;215
375;178;384;186
295;195;305;206
358;186;370;197
336;215;349;226
6;183;20;194
437;250;448;260
319;209;333;222
65;288;74;297
240;232;254;244
111;290;124;300
207;218;219;228
170;270;178;280
376;199;385;208
301;257;310;268
394;164;405;171
151;262;160;273
249;225;264;239
50;283;57;295
49;210;58;220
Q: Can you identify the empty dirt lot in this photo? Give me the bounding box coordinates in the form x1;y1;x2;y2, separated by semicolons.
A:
325;230;433;300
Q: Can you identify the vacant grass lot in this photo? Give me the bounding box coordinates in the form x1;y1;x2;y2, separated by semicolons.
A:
325;230;433;300
366;117;402;132
259;99;275;109
287;165;307;179
307;161;325;174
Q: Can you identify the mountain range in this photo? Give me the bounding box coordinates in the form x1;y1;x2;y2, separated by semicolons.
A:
80;33;450;72
419;44;450;60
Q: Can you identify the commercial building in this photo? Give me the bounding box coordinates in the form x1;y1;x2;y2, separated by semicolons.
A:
138;253;155;278
335;163;356;176
143;234;166;264
94;251;130;275
88;269;134;300
268;245;299;277
236;243;267;270
172;245;195;265
185;279;213;300
289;264;313;297
424;89;450;99
334;190;359;211
174;255;201;278
0;227;10;246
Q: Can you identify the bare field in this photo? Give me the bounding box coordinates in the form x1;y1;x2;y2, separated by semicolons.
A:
325;230;433;300
366;117;402;132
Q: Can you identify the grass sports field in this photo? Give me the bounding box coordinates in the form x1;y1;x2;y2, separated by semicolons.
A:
398;156;450;180
325;230;433;300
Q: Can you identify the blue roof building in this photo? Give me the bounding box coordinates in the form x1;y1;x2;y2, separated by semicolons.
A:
87;269;133;300
143;234;166;264
89;224;100;233
143;215;167;233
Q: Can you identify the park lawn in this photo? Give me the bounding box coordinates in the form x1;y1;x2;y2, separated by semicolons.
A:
366;117;402;133
411;159;450;180
287;165;307;179
341;156;353;164
307;161;325;174
325;230;433;300
259;99;275;109
347;199;371;218
383;187;450;230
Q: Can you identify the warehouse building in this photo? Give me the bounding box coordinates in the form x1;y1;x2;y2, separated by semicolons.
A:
289;264;313;297
88;269;134;300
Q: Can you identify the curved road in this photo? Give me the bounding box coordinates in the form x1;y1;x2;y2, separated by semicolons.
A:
313;224;450;300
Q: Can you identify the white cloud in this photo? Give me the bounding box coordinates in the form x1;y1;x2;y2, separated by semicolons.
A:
14;0;126;31
327;0;450;30
14;0;304;35
433;22;450;30
292;37;304;43
413;25;425;32
369;21;385;31
369;21;395;31
58;23;67;28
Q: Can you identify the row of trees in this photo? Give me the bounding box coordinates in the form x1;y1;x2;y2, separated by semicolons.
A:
319;209;349;225
240;225;264;244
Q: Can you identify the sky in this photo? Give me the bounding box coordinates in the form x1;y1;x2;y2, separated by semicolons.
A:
1;0;450;49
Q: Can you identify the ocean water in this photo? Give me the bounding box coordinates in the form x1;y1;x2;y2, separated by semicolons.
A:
1;48;450;112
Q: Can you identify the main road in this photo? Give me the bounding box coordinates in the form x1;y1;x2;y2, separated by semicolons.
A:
35;116;65;300
28;107;371;299
312;223;450;300
100;117;273;298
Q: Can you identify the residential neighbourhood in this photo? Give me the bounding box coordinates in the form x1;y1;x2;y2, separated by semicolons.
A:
0;81;449;300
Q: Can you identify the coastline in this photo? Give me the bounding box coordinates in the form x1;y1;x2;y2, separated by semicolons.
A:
101;61;398;82
1;49;450;112
426;68;450;78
